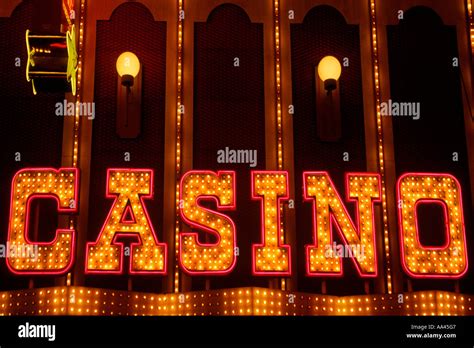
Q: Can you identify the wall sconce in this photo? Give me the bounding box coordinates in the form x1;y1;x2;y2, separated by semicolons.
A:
116;52;142;138
315;55;342;142
317;56;341;94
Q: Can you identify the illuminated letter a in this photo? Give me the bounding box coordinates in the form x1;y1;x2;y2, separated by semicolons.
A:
86;169;166;274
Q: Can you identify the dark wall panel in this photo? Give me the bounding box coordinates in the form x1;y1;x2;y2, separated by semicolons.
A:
0;0;64;290
192;4;266;289
290;5;368;295
86;3;167;292
387;6;473;293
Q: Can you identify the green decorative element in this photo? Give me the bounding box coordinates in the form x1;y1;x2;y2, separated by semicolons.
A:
66;25;78;96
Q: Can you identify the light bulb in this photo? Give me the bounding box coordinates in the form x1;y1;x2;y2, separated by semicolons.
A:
116;52;140;87
317;56;342;92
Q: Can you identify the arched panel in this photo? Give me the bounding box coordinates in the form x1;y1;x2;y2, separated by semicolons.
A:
0;0;23;17
192;3;267;289
85;2;167;292
290;5;369;295
0;0;64;291
387;5;473;292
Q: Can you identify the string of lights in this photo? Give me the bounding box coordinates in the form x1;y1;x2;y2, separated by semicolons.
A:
174;0;184;293
0;286;471;316
273;0;287;291
369;0;393;294
468;0;474;53
67;0;86;286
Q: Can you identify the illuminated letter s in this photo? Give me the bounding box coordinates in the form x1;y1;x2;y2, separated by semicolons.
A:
179;171;236;274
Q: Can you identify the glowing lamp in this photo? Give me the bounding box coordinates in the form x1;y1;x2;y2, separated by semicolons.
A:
116;52;140;87
317;56;342;93
115;51;142;138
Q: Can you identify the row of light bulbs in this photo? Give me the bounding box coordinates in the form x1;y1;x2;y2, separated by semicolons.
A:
0;286;472;316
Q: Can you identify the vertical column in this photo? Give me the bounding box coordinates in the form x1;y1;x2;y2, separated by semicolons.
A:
369;0;395;294
173;0;185;293
371;0;405;294
273;0;286;291
278;0;298;292
69;0;87;286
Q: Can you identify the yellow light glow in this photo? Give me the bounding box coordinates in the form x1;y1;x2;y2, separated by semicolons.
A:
317;56;342;82
116;52;140;78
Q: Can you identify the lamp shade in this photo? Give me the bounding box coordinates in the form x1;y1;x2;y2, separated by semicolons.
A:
116;52;140;78
317;56;342;82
